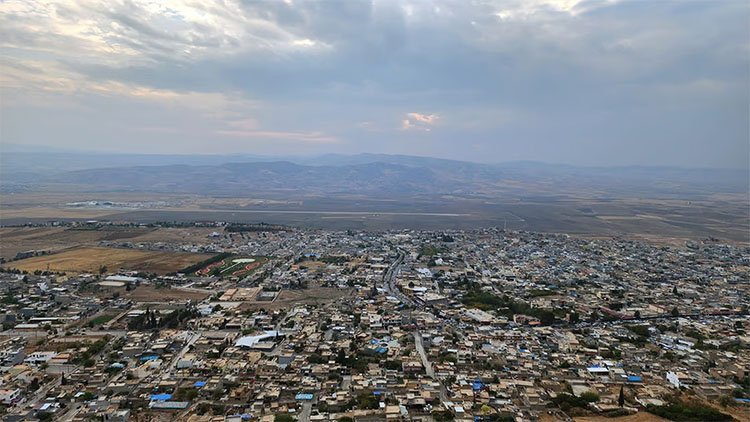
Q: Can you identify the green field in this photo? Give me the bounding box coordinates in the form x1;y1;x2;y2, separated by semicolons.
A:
195;255;268;278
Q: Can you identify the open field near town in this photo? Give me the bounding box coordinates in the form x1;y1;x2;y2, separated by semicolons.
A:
121;285;211;302
0;226;156;260
1;191;748;244
241;283;354;311
4;246;214;274
573;413;668;422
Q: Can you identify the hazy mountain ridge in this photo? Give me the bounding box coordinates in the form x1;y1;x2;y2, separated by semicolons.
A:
2;152;747;198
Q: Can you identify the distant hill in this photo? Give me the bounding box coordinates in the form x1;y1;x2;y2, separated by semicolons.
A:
0;152;739;199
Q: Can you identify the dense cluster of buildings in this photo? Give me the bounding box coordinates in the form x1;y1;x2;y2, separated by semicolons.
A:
0;225;747;421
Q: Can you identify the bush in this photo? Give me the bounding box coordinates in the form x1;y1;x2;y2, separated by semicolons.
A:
602;408;632;418
625;325;650;337
550;393;594;412
646;402;732;421
274;414;295;422
432;410;454;422
580;391;600;403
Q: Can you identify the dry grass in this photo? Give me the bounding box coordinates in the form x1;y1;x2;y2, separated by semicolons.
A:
574;412;668;422
241;283;354;311
0;226;154;259
123;285;210;302
6;246;213;274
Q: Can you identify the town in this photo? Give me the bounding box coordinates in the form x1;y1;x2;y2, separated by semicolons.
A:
0;223;747;422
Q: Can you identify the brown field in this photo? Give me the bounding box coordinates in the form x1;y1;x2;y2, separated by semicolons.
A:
574;413;668;422
5;246;214;274
0;226;155;259
0;226;221;260
121;285;211;302
1;192;747;244
241;283;353;311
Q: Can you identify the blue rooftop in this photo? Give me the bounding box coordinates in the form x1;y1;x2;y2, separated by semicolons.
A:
194;381;207;388
150;393;172;401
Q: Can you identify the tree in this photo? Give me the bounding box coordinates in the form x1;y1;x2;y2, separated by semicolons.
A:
99;265;108;275
634;310;641;319
580;391;600;403
336;349;347;365
274;414;295;422
618;385;625;407
671;307;680;317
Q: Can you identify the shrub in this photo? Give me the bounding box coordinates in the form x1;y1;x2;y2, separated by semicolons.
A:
646;402;732;421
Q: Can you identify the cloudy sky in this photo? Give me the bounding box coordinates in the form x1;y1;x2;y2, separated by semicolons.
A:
1;0;748;167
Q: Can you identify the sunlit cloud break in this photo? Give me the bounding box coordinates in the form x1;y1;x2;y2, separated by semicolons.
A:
402;112;439;132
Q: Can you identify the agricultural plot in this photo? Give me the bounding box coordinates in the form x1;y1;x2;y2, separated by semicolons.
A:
195;255;268;278
6;247;214;275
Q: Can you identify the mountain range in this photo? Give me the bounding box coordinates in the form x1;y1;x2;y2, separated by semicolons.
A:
2;152;746;199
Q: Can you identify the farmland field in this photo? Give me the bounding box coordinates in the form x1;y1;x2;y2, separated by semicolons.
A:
5;247;214;274
0;226;156;260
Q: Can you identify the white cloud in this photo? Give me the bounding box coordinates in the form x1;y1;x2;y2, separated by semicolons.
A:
401;112;439;131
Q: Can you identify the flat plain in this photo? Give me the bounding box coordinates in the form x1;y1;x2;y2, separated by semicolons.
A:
1;189;748;245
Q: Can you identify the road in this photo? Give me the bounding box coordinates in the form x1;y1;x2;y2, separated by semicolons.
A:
9;376;62;417
340;375;352;391
170;331;201;372
413;331;434;378
57;402;83;421
413;329;450;404
299;400;313;422
382;251;413;306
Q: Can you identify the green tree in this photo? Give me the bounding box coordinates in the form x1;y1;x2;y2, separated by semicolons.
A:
580;391;600;403
275;414;295;422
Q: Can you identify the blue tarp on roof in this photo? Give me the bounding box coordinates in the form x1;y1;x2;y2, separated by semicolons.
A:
194;381;207;388
472;380;484;391
140;355;159;362
295;393;314;401
375;347;387;354
150;393;172;401
627;376;642;382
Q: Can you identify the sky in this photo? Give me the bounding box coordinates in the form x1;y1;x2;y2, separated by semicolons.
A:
0;0;748;168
